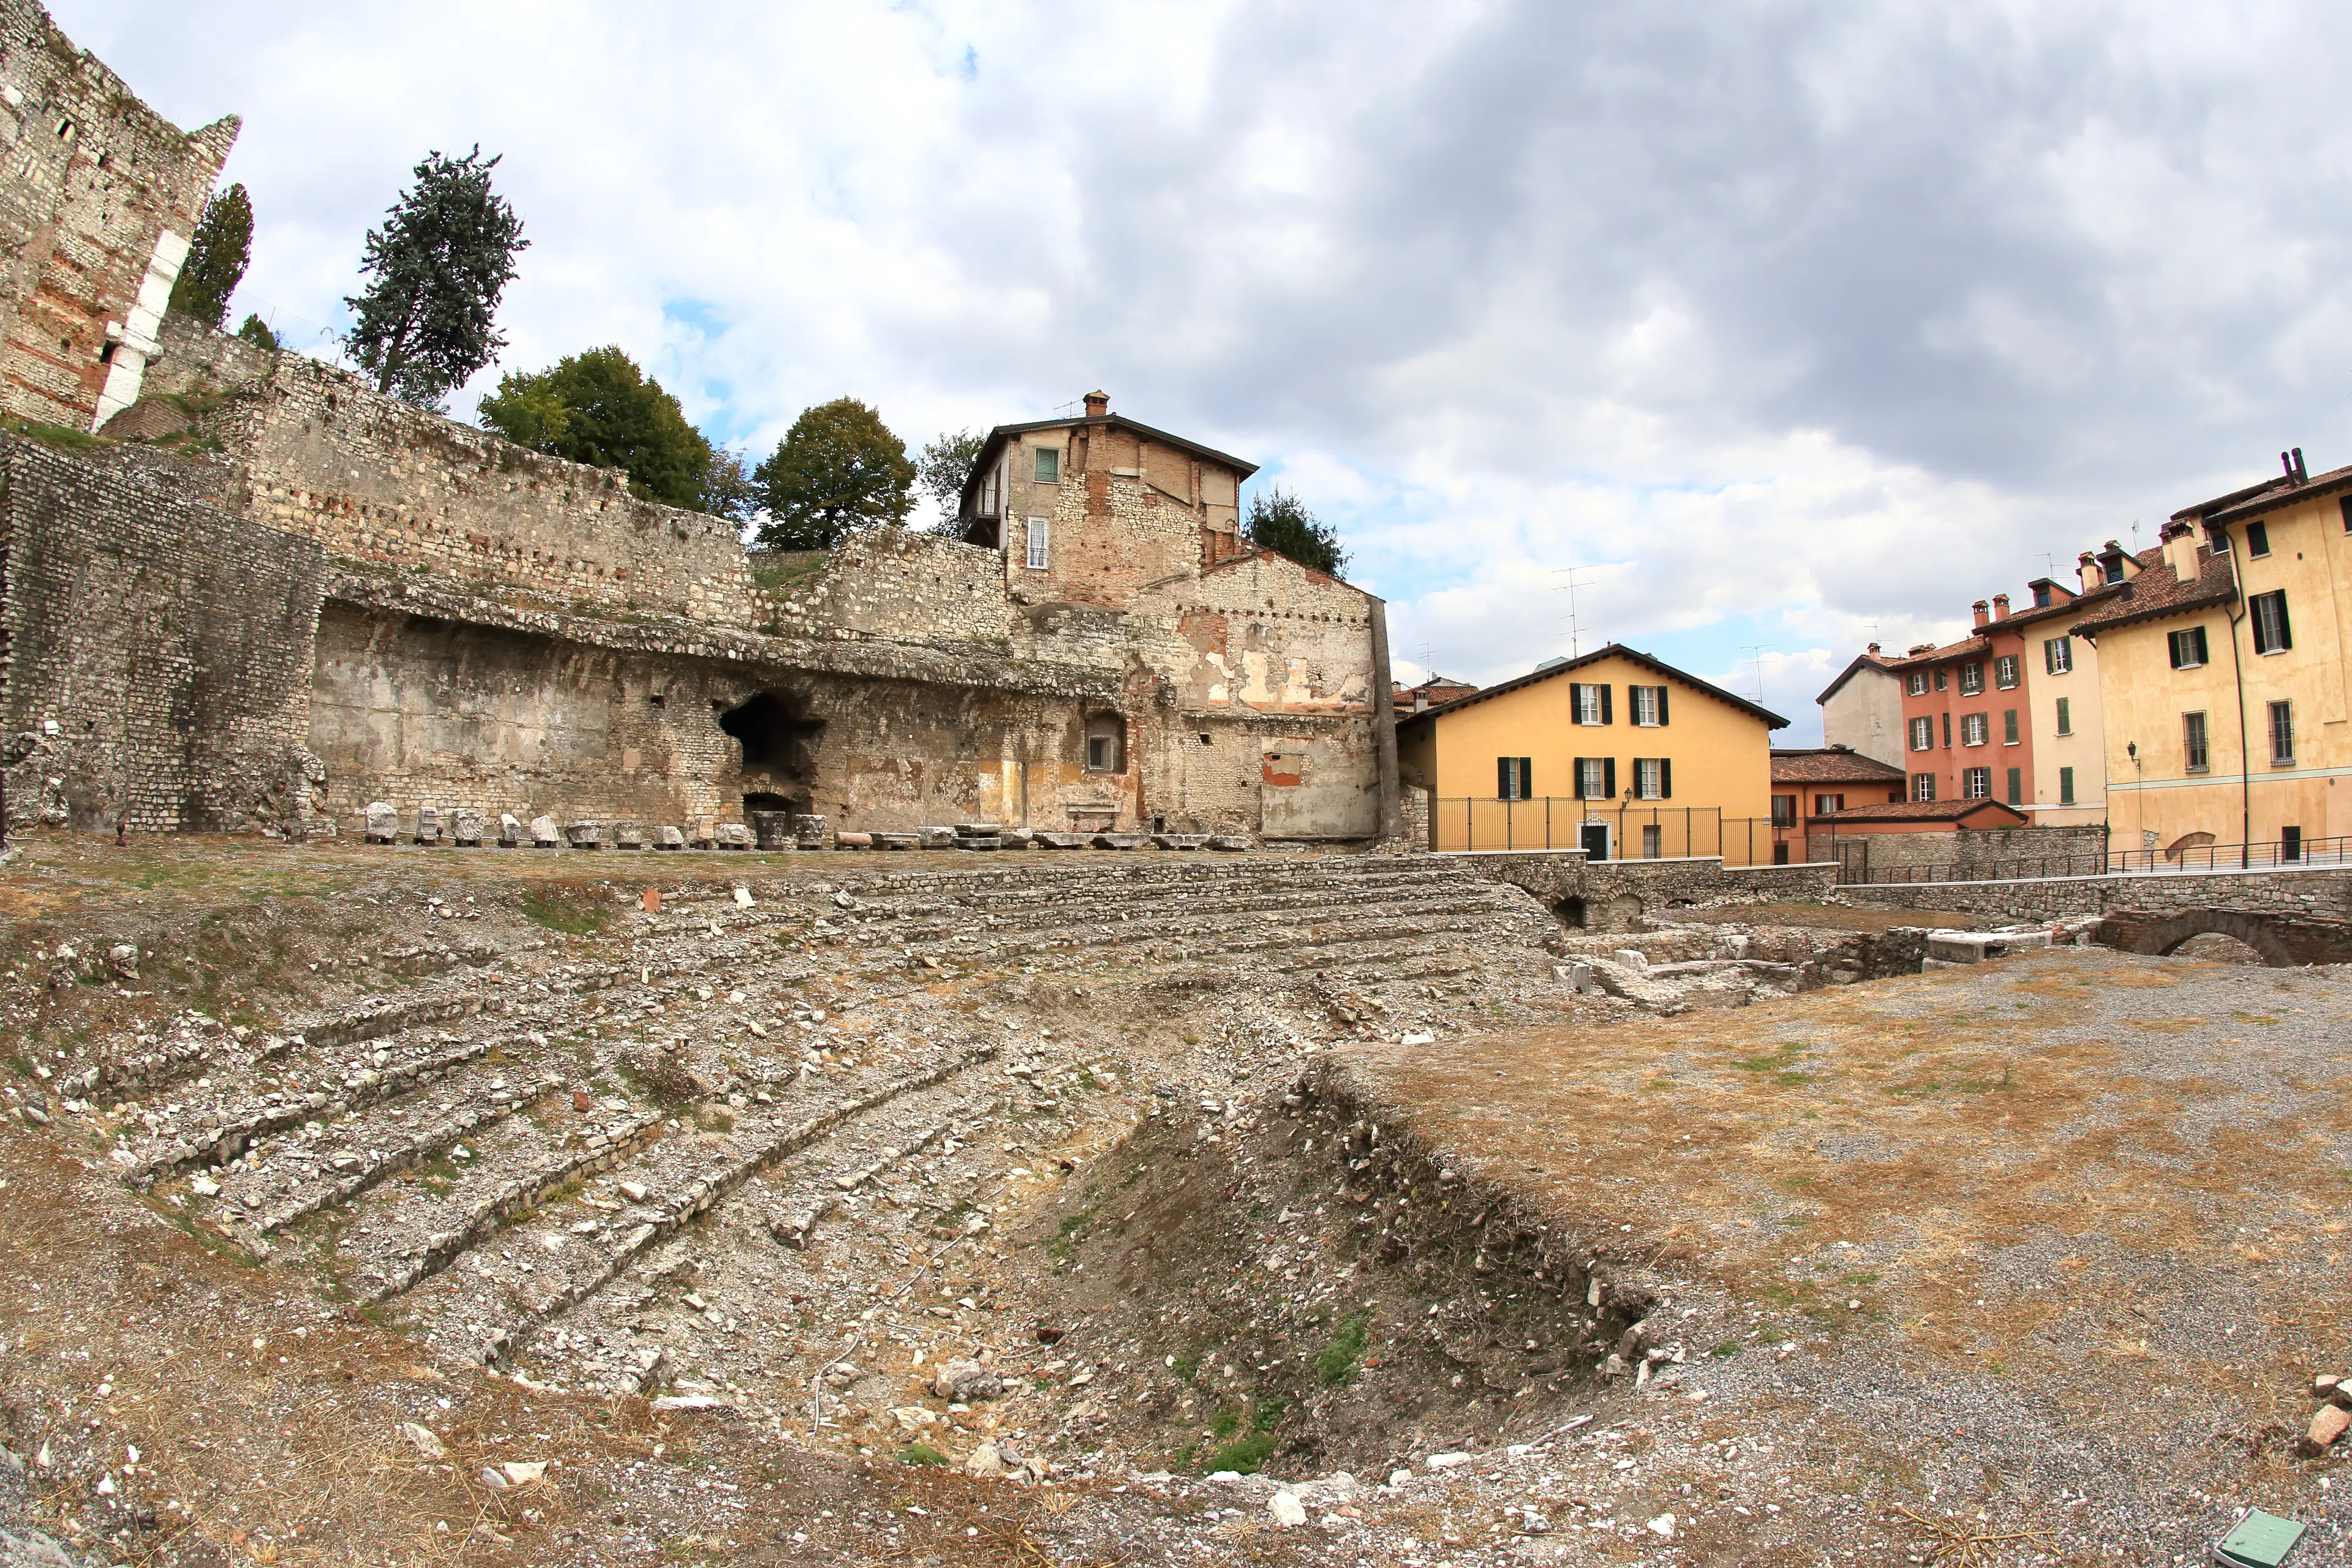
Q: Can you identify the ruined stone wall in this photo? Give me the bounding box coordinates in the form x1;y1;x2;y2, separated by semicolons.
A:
138;309;277;401
1809;823;2110;877
1439;849;1836;931
1838;865;2352;922
763;528;1016;647
0;434;325;832
195;353;761;625
0;2;235;430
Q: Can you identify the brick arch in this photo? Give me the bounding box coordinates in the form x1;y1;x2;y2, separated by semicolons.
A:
2090;907;2352;968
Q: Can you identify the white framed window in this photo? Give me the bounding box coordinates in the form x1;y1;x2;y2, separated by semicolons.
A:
1909;716;1934;752
2044;636;2072;674
1994;655;2019;689
1572;682;1610;725
1910;772;1936;802
1958;662;1985;695
1906;670;1928;696
1575;756;1611;800
1814;793;1843;815
1024;516;1050;570
1961;712;1988;747
1497;756;1533;799
2269;700;2294;766
2183;710;2209;773
1962;766;1991;798
1631;685;1666;726
1632;758;1669;800
2168;626;2208;669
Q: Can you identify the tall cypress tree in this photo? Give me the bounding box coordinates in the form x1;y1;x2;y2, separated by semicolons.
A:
343;147;527;410
167;183;253;330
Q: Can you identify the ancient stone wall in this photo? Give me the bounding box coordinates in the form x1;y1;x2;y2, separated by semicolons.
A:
1810;823;2109;877
1439;849;1837;932
763;528;1015;647
0;434;325;832
192;353;761;625
1837;865;2352;921
0;2;235;431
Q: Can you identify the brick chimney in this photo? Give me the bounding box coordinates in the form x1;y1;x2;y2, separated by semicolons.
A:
2160;519;2201;583
1991;593;2010;620
2078;551;2099;594
1083;390;1109;418
1972;599;1991;629
1866;641;1881;655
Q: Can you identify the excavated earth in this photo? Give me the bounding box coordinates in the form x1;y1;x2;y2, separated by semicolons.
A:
1;835;2347;1567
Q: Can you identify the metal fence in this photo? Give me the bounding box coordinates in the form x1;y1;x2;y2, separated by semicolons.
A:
1830;834;2352;886
1430;799;1777;865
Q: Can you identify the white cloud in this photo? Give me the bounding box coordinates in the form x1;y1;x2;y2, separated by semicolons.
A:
58;0;2352;738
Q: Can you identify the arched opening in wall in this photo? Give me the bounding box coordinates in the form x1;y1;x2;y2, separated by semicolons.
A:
1555;896;1588;929
2170;931;2266;965
718;690;823;818
1084;712;1126;774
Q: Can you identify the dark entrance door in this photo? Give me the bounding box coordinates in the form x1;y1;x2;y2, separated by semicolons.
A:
1580;821;1609;861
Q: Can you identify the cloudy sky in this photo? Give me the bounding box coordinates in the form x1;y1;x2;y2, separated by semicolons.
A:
57;1;2352;740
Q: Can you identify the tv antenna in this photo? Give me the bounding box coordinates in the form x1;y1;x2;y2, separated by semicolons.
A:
1740;644;1780;704
1553;567;1593;658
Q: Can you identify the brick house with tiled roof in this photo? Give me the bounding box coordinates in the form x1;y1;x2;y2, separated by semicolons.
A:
1767;747;1905;863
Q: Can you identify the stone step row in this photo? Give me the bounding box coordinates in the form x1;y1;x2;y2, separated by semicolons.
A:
473;1047;999;1367
129;1038;497;1183
247;1074;564;1237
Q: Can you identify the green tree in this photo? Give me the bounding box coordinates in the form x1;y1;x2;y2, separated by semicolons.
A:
234;314;281;352
699;446;761;525
344;146;527;410
752;398;916;550
1245;486;1349;577
915;428;984;533
167;182;253;329
478;345;717;508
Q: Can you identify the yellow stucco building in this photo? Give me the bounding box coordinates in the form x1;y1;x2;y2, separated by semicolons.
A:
2076;454;2352;860
1395;644;1786;859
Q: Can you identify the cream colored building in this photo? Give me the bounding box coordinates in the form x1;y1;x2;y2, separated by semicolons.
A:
2075;456;2352;858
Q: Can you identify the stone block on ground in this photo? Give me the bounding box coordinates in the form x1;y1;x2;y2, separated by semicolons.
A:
790;813;827;849
1207;834;1254;851
750;810;793;851
1923;928;2053;969
1001;827;1036;848
413;804;441;845
959;835;1001;851
954;823;1003;838
1092;832;1150;850
1034;831;1090;849
451;808;484;846
1151;833;1209;850
363;802;398;843
564;821;605;850
916;825;958;849
614;821;646;850
873;831;918;850
714;823;753;850
655;825;686;850
834;831;873;850
498;812;522;846
529;815;562;848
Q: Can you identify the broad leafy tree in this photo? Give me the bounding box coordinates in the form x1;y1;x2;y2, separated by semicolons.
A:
478;345;714;509
167;182;252;329
916;428;984;533
1245;486;1349;576
344;147;527;410
753;398;916;550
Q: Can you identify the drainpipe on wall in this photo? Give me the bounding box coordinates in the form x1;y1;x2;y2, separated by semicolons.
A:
2220;523;2253;867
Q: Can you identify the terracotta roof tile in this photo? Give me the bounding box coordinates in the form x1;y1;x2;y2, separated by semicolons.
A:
1809;798;2030;824
1771;748;1907;785
2068;546;2233;638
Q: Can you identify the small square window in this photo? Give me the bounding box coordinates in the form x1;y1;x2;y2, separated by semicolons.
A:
1034;447;1060;484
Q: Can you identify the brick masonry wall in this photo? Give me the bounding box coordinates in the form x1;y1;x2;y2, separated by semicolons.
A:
0;1;235;429
1837;865;2352;921
0;434;325;832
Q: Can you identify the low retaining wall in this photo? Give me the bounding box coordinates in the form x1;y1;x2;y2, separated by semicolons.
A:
1837;865;2352;922
1444;851;1838;932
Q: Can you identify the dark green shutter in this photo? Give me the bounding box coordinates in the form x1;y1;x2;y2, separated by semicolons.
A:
1600;685;1613;725
1602;757;1616;799
1498;757;1510;799
1659;758;1672;799
2006;767;2021;805
1655;686;1668;725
